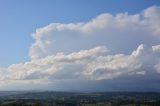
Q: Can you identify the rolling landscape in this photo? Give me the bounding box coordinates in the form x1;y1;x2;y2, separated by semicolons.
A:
0;91;160;106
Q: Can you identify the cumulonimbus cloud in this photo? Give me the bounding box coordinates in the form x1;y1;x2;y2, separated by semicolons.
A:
0;6;160;89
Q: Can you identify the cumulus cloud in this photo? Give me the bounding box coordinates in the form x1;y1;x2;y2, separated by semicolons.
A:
0;44;160;83
30;6;160;59
0;6;160;90
143;6;160;35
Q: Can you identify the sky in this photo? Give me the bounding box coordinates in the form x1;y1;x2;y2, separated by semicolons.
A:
0;0;160;91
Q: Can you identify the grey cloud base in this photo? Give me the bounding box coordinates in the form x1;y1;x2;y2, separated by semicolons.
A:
0;44;160;91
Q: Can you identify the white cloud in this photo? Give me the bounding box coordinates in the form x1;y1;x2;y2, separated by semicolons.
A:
1;44;160;84
30;6;160;59
152;45;160;52
0;6;160;90
143;6;160;35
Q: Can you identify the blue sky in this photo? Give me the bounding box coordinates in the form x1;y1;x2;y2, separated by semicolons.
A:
0;0;160;67
0;0;160;91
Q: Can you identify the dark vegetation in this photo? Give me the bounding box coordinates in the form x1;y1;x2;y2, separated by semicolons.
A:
0;91;160;106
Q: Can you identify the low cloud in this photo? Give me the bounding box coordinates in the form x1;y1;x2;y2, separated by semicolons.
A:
0;44;160;83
